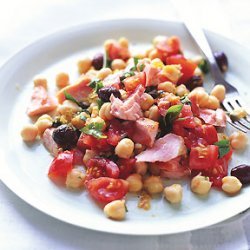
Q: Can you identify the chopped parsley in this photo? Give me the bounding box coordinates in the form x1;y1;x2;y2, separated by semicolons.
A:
214;139;230;158
89;79;104;93
164;104;183;127
81;122;107;139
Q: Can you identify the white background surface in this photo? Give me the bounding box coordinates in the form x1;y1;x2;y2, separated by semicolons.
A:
0;0;250;249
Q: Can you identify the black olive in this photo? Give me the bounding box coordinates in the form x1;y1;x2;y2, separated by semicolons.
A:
145;86;161;98
52;120;62;128
52;124;80;150
98;86;121;102
231;165;250;185
213;51;228;72
92;53;104;70
185;75;203;91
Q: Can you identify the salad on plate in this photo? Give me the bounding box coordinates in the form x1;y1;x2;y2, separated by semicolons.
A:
20;35;249;221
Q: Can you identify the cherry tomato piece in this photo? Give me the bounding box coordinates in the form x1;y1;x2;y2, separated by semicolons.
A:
86;177;129;203
123;72;146;92
117;158;136;179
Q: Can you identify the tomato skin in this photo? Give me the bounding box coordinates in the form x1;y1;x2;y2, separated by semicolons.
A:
117;158;136;179
166;55;196;84
77;134;112;152
72;148;84;165
107;119;126;146
86;158;120;181
108;43;130;61
192;124;218;145
48;151;73;181
123;72;146;92
189;145;219;170
86;177;129;203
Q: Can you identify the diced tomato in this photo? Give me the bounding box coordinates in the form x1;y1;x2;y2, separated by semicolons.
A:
166;55;196;84
192;124;218;145
189;145;219;170
189;95;200;116
117;158;136;179
107;119;126;146
86;177;129;203
156;36;181;61
85;158;120;181
48;151;74;182
77;134;112;152
123;72;146;92
72;149;84;165
108;42;130;61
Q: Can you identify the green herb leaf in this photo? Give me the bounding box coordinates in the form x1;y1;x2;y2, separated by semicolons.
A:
180;95;192;105
214;139;230;158
164;104;183;127
64;91;82;107
79;114;88;121
103;51;112;68
81;122;107;139
97;98;104;109
139;63;145;72
198;59;209;74
120;71;135;81
89;79;104;93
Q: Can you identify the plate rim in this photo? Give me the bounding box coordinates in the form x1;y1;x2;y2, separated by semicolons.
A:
0;18;250;235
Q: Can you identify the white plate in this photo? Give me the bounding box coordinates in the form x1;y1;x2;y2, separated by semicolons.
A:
0;19;250;235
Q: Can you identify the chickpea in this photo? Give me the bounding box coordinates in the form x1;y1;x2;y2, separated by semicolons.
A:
33;76;47;89
83;149;98;165
230;107;247;120
210;84;226;102
151;58;164;69
115;138;134;159
66;169;85;189
111;59;126;70
97;68;112;80
141;93;155;111
91;105;99;118
147;105;160;121
161;65;182;84
164;184;183;204
158;81;176;93
148;49;161;60
21;124;38;142
143;176;164;194
126;174;143;192
86;116;106;131
152;35;166;46
191;175;212;195
77;57;92;74
58;100;81;115
35;114;53;134
134;143;146;154
222;176;242;195
193;67;203;77
229;131;248;150
206;95;220;110
118;37;129;48
189;89;209;108
104;200;126;220
99;102;114;121
176;84;189;97
135;162;148;175
56;72;70;88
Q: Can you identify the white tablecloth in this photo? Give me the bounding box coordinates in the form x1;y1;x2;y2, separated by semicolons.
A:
1;0;250;249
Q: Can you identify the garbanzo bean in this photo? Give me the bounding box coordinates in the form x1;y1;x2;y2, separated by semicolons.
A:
141;93;155;111
147;105;160;121
143;176;164;194
35;114;53;134
158;81;176;93
56;72;70;88
135;162;148;175
77;57;92;74
66;169;85;189
191;175;212;195
104;200;126;220
229;131;248;150
83;149;98;165
33;76;47;89
115;138;134;159
21;124;38;142
176;84;189;97
111;59;126;70
126;174;143;192
210;84;226;102
99;102;114;121
206;95;220;110
118;37;129;48
97;68;112;80
164;184;183;204
222;176;242;195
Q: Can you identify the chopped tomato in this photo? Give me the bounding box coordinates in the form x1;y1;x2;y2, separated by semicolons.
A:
166;55;196;84
72;149;84;165
107;42;130;61
85;158;120;181
117;158;136;179
123;72;146;92
189;145;219;170
86;177;129;203
156;36;181;61
77;134;112;152
27;86;57;117
192;124;218;145
107;119;127;146
48;151;73;182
